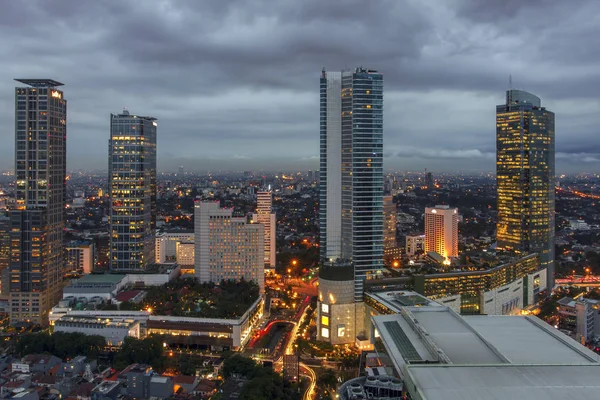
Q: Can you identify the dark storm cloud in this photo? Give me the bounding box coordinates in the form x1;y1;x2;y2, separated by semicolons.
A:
0;0;599;173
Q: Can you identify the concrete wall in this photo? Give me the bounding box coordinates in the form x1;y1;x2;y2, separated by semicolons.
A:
482;278;524;315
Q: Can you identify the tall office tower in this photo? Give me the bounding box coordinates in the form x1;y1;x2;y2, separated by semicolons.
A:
319;67;384;300
425;205;459;260
425;171;433;189
383;196;401;267
0;214;9;294
9;79;67;325
496;89;555;289
109;110;157;271
195;201;264;292
251;191;276;269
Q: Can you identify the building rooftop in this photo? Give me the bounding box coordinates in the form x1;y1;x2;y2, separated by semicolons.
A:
72;274;126;285
365;291;441;313
373;306;599;375
404;364;600;400
15;78;64;87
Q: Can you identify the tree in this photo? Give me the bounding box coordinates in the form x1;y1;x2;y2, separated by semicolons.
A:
222;354;257;378
317;368;337;389
114;335;165;372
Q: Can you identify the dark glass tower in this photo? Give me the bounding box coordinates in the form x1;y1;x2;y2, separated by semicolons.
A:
9;79;67;325
109;110;157;271
496;89;555;290
320;68;384;301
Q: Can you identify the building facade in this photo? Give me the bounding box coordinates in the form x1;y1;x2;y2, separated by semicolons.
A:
0;214;9;295
54;316;140;347
319;67;384;301
8;79;67;325
496;89;555;289
251;191;276;269
155;231;194;263
413;253;542;315
424;205;458;260
383;196;400;267
109;110;157;271
405;234;425;257
65;241;95;274
175;242;194;266
194;202;264;292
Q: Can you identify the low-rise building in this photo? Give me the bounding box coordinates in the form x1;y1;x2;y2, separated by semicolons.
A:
155;231;194;264
54;317;140;347
345;305;600;400
147;296;263;350
558;296;600;343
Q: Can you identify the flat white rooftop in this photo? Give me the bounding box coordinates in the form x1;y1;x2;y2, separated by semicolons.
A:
405;364;600;400
463;314;598;364
372;306;599;373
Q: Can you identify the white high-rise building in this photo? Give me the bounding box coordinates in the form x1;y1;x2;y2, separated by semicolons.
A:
425;205;458;260
251;191;276;269
195;202;264;292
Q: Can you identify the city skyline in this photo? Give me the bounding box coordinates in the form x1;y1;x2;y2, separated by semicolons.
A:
0;1;599;173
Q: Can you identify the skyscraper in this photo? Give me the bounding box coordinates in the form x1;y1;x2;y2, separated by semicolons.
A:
496;89;555;289
195;201;264;292
383;196;401;267
319;67;384;301
425;205;458;260
0;214;10;295
109;110;157;271
8;79;67;325
252;191;276;269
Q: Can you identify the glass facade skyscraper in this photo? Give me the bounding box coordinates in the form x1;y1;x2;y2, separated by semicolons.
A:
8;79;67;325
320;67;384;301
109;110;157;271
496;89;555;289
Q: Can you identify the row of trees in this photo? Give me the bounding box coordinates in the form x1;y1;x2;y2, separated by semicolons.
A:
223;354;301;400
16;332;106;359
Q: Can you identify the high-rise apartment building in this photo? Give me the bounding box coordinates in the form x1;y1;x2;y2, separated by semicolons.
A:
251;191;276;269
425;205;458;260
383;196;400;267
496;90;555;289
319;67;384;300
406;234;425;257
109;110;157;271
65;241;95;274
195;201;264;292
8;79;67;325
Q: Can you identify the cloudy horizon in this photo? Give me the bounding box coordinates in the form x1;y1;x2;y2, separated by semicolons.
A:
1;0;599;173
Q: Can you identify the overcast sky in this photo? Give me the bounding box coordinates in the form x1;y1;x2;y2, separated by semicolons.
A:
1;0;599;173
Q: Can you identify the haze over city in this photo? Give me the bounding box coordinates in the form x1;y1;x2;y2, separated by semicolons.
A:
0;0;599;172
